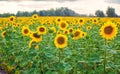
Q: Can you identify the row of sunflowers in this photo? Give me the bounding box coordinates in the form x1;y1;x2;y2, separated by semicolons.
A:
0;14;120;74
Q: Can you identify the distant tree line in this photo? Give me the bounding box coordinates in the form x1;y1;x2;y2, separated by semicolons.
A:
95;7;119;17
0;7;119;17
0;7;79;17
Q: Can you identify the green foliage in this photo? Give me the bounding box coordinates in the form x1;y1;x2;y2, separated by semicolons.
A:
0;18;120;74
95;10;105;17
106;7;118;17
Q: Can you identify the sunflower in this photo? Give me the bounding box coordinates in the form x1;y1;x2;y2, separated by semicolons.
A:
69;28;74;33
4;24;8;28
56;17;61;24
49;27;56;33
86;26;92;30
35;45;39;49
37;26;47;35
11;23;17;28
63;30;69;35
32;14;39;20
9;16;16;23
100;22;118;40
57;30;62;35
16;23;21;27
22;26;30;36
78;18;85;25
29;40;39;49
73;30;81;40
92;18;98;24
54;34;68;48
59;21;68;30
81;31;87;38
1;31;6;38
78;26;82;30
30;32;42;42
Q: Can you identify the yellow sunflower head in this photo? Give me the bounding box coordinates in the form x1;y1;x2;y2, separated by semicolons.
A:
92;18;98;24
9;16;16;23
22;26;31;36
59;21;68;30
78;18;85;25
4;24;9;28
1;31;6;38
16;23;21;27
56;17;61;24
81;31;87;38
11;23;17;28
32;14;39;20
30;32;42;42
69;28;74;33
49;27;56;33
37;26;47;35
57;30;62;35
72;30;81;40
29;40;39;49
86;26;92;30
100;21;118;40
54;34;68;48
63;30;69;35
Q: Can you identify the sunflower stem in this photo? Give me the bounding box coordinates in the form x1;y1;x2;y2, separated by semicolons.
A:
104;49;106;74
58;49;63;74
104;40;107;74
39;47;44;74
73;61;77;74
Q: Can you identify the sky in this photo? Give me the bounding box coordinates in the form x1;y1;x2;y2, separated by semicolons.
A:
0;0;120;15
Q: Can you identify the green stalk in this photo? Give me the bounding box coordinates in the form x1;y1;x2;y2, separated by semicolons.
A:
104;48;106;74
104;40;107;74
39;46;44;74
73;61;77;74
58;49;62;74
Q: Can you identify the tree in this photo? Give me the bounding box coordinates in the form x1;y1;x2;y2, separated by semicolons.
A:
47;9;55;16
95;10;105;17
55;7;65;16
38;10;47;16
0;7;79;17
106;7;118;17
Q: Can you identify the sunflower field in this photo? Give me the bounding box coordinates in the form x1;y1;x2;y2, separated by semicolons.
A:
0;14;120;74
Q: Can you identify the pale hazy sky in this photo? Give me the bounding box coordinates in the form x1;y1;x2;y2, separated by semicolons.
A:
0;0;120;15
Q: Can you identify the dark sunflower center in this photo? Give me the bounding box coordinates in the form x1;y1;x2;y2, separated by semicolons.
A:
82;33;84;36
80;19;83;23
39;27;45;32
24;29;29;34
69;29;73;33
65;31;68;34
17;24;20;26
88;27;91;29
57;37;65;44
57;19;60;22
94;20;96;22
61;23;66;28
104;26;113;34
10;18;13;21
74;31;80;37
3;32;6;36
33;33;40;38
34;16;36;18
58;32;61;34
